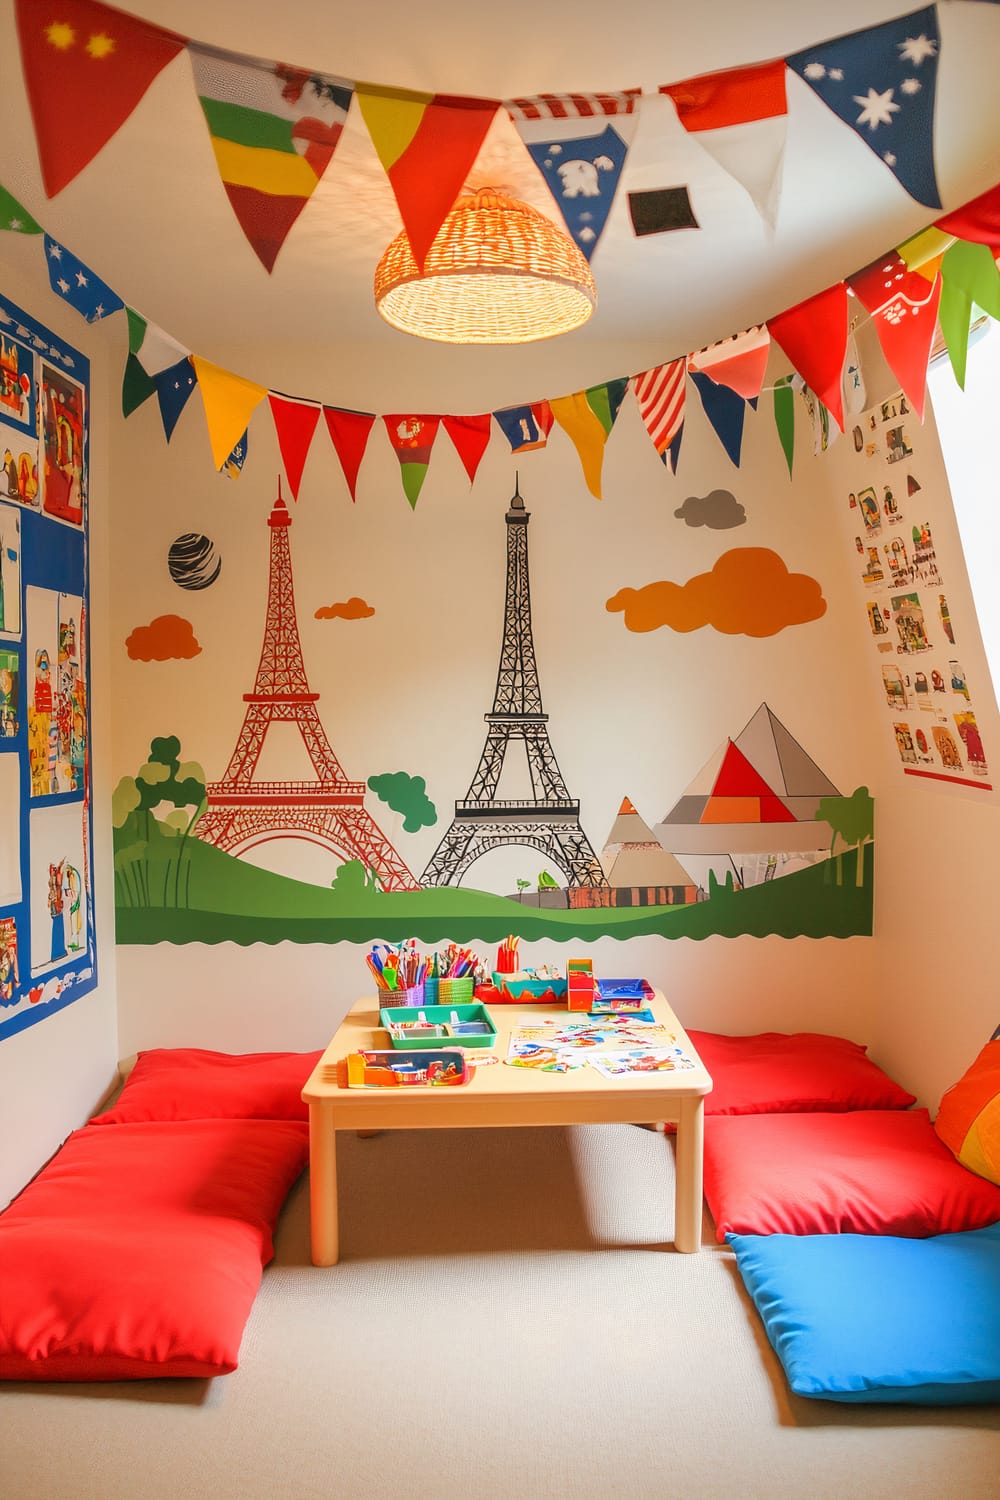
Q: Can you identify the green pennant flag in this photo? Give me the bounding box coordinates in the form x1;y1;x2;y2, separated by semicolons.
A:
122;352;156;417
122;307;190;419
773;375;795;478
0;185;42;235
938;240;1000;390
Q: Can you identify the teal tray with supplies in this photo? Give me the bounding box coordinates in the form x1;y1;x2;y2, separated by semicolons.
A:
380;1002;498;1050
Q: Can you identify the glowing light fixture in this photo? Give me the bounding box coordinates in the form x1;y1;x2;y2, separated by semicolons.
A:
374;187;596;345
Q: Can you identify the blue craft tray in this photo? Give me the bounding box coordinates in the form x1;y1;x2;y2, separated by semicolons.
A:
379;1002;497;1049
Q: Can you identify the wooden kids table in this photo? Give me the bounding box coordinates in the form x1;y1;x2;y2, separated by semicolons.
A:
301;992;712;1265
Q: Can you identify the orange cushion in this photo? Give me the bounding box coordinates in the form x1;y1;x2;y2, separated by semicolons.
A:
91;1047;322;1126
0;1119;308;1380
934;1033;1000;1186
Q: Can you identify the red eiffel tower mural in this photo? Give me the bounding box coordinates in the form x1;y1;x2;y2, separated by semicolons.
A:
194;481;419;889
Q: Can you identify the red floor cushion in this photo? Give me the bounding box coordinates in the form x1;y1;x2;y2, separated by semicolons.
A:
91;1047;322;1126
0;1118;308;1380
704;1108;1000;1242
687;1030;915;1116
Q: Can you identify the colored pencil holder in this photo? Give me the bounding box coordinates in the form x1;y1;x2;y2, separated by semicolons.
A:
438;976;474;1004
423;977;440;1006
395;983;425;1008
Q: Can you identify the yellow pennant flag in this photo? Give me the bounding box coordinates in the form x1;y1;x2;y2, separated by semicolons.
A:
550;390;609;499
191;356;268;471
897;225;956;281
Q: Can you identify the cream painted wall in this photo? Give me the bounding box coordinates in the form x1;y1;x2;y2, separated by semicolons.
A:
108;323;886;1061
0;247;120;1210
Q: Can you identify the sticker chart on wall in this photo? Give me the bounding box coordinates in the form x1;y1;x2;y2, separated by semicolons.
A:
115;482;871;947
0;290;96;1040
844;392;991;792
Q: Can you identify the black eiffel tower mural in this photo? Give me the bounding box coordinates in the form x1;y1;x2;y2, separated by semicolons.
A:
421;482;607;891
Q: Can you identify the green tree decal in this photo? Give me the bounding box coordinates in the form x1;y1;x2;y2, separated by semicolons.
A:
112;736;206;908
817;786;874;887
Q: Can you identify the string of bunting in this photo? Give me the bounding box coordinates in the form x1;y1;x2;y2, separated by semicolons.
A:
3;175;1000;501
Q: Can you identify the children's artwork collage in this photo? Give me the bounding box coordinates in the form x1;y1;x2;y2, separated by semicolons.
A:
844;392;990;791
0;289;97;1042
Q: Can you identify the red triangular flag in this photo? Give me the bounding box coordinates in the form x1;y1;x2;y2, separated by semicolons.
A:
268;393;321;500
14;0;187;196
442;414;492;485
935;182;1000;251
848;253;941;420
768;283;849;432
323;406;376;503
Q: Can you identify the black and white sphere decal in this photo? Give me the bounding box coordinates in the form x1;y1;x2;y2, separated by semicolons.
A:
167;533;222;590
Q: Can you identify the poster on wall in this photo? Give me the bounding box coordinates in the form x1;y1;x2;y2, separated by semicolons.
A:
113;482;872;948
843;391;991;792
0;289;96;1043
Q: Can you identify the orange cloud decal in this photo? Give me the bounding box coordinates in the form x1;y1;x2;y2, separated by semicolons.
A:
125;614;202;661
606;548;826;637
315;597;375;620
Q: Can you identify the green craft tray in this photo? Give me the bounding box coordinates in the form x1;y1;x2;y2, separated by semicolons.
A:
380;1002;497;1050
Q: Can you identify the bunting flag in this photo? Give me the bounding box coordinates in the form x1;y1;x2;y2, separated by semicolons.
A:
493;401;554;454
796;379;834;455
357;87;499;269
442;414;492;485
631;360;686;473
383;415;441;508
0;185;42;235
154;356;198;442
786;7;942;210
848;251;942;418
897;224;955;282
937;240;1000;388
44;236;124;322
189;46;354;273
688;369;749;468
842;331;867;417
767;283;849;430
936;182;1000;249
224;431;249;478
506;91;640;260
688;325;771;400
267;391;321;498
662;60;788;229
14;0;187;197
190;356;267;471
323;407;376;502
550;379;628;498
772;374;795;477
122;307;189;416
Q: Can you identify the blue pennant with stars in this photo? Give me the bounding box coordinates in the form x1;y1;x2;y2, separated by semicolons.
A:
43;236;125;324
524;124;630;261
153;356;198;442
786;6;941;210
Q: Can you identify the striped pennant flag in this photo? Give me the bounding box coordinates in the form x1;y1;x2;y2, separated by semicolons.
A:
631;360;686;474
506;90;640;260
190;44;353;272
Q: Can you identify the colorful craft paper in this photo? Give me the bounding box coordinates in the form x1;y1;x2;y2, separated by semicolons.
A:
442;414;492;485
189;45;353;273
357;86;499;269
631;360;686;474
189;356;267;471
14;0;187;197
550;380;628;499
848;252;942;418
267;392;322;499
382;415;441;508
44;236;124;323
662;60;787;229
507;91;640;260
767;283;849;431
323;407;376;503
492;402;554;455
786;6;942;210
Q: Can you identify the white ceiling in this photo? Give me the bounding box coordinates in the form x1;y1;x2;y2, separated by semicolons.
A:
2;0;1000;403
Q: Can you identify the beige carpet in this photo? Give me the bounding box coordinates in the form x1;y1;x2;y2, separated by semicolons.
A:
1;1124;998;1500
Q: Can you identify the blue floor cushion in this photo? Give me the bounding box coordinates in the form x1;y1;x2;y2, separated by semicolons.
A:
728;1221;1000;1404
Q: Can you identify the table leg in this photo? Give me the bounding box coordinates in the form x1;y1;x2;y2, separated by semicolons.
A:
673;1095;704;1253
309;1101;339;1266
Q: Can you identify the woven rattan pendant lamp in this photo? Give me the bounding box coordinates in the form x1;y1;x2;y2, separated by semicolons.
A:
374;187;596;344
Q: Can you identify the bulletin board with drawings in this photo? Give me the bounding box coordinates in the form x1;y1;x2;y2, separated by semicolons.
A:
843;391;990;793
0;287;97;1041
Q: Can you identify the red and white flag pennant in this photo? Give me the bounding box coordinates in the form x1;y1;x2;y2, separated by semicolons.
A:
631;359;686;474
